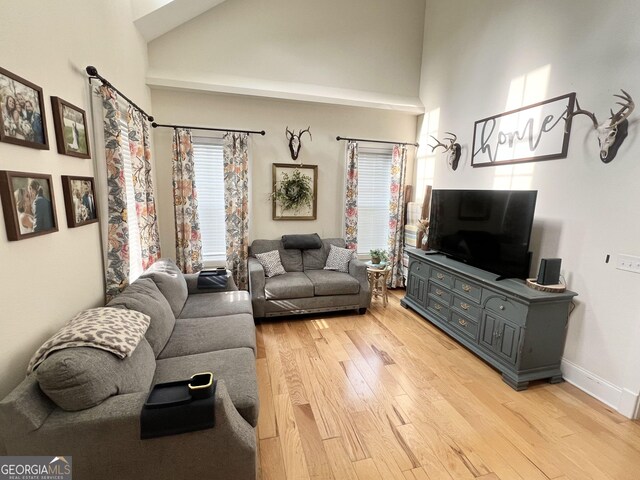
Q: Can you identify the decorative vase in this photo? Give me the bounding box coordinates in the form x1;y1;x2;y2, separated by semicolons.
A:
421;234;429;251
371;256;381;264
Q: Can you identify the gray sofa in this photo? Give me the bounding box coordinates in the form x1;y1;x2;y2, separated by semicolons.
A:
248;237;371;318
0;259;258;480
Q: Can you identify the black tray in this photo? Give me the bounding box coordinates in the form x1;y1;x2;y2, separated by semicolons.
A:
144;380;192;409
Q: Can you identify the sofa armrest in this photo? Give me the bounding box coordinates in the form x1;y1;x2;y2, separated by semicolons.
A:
184;272;238;294
349;258;371;309
248;257;266;318
15;381;255;480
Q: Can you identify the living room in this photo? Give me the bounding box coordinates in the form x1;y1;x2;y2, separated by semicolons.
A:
1;0;639;479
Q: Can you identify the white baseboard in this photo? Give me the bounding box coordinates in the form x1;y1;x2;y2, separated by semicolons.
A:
561;358;639;419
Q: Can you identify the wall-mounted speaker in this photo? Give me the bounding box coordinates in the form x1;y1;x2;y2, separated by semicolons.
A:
536;258;561;285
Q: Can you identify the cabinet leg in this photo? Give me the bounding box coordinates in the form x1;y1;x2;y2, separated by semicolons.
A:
502;373;529;391
549;375;564;384
400;300;409;309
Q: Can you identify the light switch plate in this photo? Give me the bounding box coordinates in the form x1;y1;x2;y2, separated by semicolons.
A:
616;254;640;274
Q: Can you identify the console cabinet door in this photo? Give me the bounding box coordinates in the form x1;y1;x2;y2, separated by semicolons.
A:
480;313;521;365
407;261;429;307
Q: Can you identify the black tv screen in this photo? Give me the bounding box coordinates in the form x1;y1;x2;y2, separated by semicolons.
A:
428;189;537;279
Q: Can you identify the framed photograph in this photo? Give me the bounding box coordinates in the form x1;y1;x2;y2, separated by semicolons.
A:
51;97;91;159
0;171;58;241
0;67;49;150
272;163;318;220
471;92;575;167
61;175;98;228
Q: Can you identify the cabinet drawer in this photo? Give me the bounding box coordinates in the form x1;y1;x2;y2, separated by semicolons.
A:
409;260;429;279
485;297;526;323
451;294;481;319
428;282;452;303
430;267;454;287
453;277;482;302
449;312;479;340
427;296;449;321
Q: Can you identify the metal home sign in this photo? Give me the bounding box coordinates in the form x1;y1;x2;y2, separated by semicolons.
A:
471;92;576;167
1;456;72;480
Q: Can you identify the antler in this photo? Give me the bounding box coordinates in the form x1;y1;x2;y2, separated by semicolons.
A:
609;89;634;127
428;135;449;152
285;126;294;139
298;126;312;140
444;132;457;146
566;98;599;131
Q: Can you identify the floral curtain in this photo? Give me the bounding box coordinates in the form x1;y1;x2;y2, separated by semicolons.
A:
344;141;359;250
387;144;408;288
99;86;129;301
223;133;250;290
127;106;161;270
172;128;203;273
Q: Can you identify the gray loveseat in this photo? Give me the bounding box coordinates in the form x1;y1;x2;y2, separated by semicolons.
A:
0;259;258;480
248;237;371;318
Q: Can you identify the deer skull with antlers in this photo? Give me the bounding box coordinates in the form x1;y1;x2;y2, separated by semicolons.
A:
286;126;312;161
566;89;634;163
428;132;462;171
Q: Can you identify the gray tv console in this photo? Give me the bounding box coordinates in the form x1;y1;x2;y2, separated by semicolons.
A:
401;248;577;390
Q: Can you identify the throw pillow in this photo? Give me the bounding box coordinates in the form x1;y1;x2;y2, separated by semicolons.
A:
324;244;354;273
255;250;287;277
281;233;323;250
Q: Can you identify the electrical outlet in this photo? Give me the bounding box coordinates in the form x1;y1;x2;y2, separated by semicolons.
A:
616;254;640;274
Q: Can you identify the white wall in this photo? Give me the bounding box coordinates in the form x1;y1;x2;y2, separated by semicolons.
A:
0;0;151;398
150;88;418;257
418;0;640;416
146;0;425;106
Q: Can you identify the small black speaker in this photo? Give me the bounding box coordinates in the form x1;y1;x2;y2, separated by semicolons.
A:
536;258;561;285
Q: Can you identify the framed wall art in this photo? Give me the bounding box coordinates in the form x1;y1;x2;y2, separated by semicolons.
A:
271;163;318;220
51;97;91;158
61;175;98;228
0;170;58;241
471;92;576;167
0;67;49;150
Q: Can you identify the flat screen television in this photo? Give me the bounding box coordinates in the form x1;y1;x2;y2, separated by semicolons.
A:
428;189;537;279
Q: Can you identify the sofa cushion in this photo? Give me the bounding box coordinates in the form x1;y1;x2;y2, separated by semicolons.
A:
324;244;354;273
154;347;259;427
178;290;253;319
139;258;188;317
36;338;155;411
282;233;322;250
250;239;303;272
255;250;286;277
305;269;360;296
264;272;314;300
108;278;175;356
158;313;256;359
302;238;346;270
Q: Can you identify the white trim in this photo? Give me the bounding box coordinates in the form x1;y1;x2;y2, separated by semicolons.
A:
561;358;639;419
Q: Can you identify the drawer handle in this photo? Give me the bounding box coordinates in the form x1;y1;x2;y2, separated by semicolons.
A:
434;304;442;311
462;284;472;292
436;273;445;280
458;319;468;326
493;330;503;339
436;289;443;296
460;302;470;311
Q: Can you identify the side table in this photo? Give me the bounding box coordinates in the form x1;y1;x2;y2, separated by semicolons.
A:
367;265;391;307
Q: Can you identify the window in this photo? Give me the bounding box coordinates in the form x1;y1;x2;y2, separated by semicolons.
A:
192;137;226;263
357;146;392;255
117;108;143;282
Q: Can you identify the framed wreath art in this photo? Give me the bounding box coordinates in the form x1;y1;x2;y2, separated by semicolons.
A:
271;163;317;220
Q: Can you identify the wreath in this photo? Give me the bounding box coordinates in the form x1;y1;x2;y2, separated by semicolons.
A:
272;168;313;212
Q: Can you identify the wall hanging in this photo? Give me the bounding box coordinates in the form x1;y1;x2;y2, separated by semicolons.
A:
0;170;58;240
285;126;311;160
51;97;91;159
271;163;317;220
0;66;49;150
428;132;462;170
565;89;634;163
471;92;575;167
61;175;99;228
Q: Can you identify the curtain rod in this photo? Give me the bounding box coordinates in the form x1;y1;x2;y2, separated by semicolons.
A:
86;66;154;122
151;122;266;136
336;136;419;147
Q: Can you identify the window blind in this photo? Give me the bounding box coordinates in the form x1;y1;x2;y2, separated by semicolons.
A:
192;138;226;262
357;147;392;255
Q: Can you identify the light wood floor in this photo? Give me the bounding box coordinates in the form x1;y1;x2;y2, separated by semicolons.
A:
255;290;640;480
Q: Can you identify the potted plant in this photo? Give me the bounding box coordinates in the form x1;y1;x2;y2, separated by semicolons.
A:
369;249;389;265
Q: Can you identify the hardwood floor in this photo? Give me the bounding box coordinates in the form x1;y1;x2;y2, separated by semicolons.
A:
255;290;640;480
